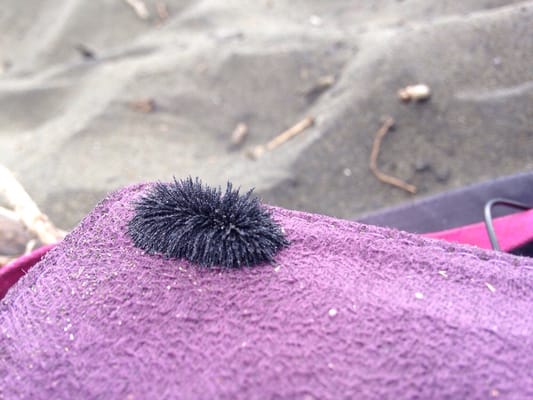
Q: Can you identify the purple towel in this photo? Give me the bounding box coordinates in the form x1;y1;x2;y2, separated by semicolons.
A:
1;183;532;399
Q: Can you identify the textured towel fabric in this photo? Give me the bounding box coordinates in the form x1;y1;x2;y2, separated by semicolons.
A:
1;184;532;400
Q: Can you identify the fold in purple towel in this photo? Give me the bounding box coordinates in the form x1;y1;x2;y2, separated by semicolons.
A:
1;183;532;399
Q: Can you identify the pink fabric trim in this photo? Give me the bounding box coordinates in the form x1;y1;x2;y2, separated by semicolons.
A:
423;209;533;251
0;244;55;300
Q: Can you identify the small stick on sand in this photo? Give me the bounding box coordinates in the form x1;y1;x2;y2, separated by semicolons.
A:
230;122;249;147
128;98;156;113
266;116;314;150
123;0;150;20
247;116;315;159
0;164;66;244
369;117;417;194
156;1;169;22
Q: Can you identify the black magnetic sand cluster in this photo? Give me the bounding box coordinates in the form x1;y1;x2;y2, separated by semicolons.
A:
128;177;288;267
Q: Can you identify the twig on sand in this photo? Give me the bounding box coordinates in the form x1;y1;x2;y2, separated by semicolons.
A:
0;164;66;245
230;122;249;147
128;98;156;113
266;116;314;150
369;117;417;194
123;0;150;20
247;116;315;159
156;1;169;22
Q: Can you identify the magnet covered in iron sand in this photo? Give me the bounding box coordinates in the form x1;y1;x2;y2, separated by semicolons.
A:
128;177;288;267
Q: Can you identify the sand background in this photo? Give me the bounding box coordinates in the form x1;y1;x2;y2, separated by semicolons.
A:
0;0;532;230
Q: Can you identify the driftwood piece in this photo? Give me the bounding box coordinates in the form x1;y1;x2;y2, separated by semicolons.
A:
369;117;417;194
0;164;66;245
247;116;315;159
123;0;150;20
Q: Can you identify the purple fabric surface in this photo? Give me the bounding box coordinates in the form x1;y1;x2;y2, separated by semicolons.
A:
1;183;532;400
